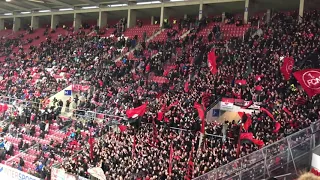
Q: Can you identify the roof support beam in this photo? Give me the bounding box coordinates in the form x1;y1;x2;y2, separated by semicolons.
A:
46;0;74;8
2;2;30;11
78;0;99;6
21;1;52;10
0;7;12;13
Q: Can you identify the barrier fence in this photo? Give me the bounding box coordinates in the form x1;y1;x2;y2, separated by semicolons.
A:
193;119;320;180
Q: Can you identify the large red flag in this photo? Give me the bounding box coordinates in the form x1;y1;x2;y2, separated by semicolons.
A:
243;115;252;131
168;143;174;175
293;69;320;97
126;102;148;118
118;125;127;132
251;139;265;148
260;107;275;120
207;49;218;74
194;102;205;134
280;57;294;80
240;132;254;141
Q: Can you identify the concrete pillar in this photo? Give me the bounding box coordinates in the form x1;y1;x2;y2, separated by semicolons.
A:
127;8;137;28
299;0;304;23
243;0;249;24
266;9;271;23
0;19;4;30
151;16;154;25
13;17;21;32
31;16;40;29
199;2;204;20
222;12;226;23
98;11;108;28
73;13;82;30
160;5;169;28
51;15;59;30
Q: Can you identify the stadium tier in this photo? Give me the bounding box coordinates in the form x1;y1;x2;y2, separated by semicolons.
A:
0;0;319;180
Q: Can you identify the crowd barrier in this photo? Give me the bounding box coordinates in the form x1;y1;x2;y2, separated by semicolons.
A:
193;119;320;180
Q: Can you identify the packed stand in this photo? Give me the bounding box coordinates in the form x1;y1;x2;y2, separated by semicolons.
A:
63;10;320;179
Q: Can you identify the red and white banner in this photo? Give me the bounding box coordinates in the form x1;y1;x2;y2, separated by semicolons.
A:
220;98;235;110
71;84;90;92
280;57;294;80
293;69;320;97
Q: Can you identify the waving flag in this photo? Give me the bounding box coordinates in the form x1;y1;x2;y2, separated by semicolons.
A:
207;49;218;74
243;115;252;131
126;102;148;118
273;122;281;133
194;102;205;134
293;69;320;97
280;57;294;80
260;107;275;120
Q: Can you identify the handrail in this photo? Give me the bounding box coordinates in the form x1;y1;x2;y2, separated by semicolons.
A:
193;118;320;180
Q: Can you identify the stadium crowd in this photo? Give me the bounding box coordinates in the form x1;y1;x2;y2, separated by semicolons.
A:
0;8;318;180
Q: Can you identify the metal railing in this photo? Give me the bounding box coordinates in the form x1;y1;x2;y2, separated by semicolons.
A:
193;119;320;180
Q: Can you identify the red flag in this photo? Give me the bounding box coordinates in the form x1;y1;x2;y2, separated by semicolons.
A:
118;125;127;132
168;143;174;175
207;49;218;74
251;139;264;148
126;102;148;118
184;81;189;92
280;57;294;80
157;111;164;121
273;122;281;133
194;102;205;134
243;116;252;131
238;112;244;118
260;107;275;120
240;133;254;141
293;69;320;97
235;79;247;85
282;107;292;116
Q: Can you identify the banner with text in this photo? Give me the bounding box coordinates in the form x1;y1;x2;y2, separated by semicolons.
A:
0;163;40;180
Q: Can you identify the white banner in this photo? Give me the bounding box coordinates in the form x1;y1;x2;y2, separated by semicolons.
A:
0;163;40;180
220;98;234;111
312;153;320;170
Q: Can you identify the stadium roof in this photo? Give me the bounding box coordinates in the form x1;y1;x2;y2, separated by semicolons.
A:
0;0;158;13
0;0;318;15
